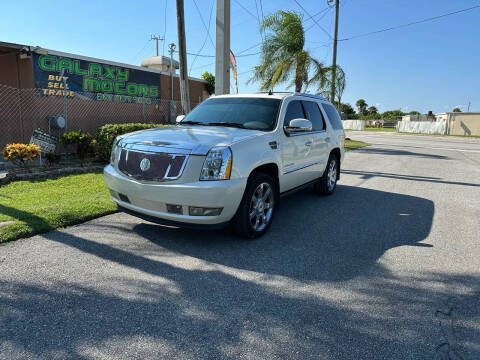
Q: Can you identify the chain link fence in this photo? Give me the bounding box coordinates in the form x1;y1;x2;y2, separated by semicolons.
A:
0;83;197;148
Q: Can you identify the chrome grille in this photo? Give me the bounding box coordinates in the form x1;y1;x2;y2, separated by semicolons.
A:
117;149;187;181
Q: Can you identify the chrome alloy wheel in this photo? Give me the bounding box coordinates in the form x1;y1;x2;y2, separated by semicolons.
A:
249;182;274;232
327;159;337;191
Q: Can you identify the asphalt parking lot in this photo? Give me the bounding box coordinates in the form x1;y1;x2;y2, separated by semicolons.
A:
1;132;479;359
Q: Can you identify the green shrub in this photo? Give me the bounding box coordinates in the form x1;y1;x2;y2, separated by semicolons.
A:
95;123;168;162
60;130;96;166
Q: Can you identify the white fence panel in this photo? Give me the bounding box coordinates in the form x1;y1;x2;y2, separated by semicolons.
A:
396;120;446;135
342;120;365;131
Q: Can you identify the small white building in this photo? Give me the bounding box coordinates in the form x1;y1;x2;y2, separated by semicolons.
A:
141;56;179;73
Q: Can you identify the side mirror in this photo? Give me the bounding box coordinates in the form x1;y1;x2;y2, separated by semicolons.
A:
176;115;185;123
284;118;312;135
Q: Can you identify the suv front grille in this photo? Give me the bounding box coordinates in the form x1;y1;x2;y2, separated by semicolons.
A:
117;149;187;181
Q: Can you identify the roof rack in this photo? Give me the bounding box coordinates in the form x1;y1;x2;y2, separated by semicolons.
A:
256;91;293;95
294;93;328;101
254;91;328;102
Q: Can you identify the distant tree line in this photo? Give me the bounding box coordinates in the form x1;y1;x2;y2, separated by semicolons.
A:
339;99;422;120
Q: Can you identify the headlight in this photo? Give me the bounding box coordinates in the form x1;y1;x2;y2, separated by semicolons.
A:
110;137;121;165
200;146;232;181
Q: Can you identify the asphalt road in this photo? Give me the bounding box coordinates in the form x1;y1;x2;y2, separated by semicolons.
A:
1;132;479;359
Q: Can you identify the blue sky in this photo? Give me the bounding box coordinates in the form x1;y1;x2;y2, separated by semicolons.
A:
1;0;479;113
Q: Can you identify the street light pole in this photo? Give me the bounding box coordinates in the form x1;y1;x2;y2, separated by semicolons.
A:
330;0;339;107
168;43;176;101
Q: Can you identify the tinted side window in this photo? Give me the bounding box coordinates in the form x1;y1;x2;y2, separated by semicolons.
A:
302;101;325;131
284;100;305;126
322;103;343;130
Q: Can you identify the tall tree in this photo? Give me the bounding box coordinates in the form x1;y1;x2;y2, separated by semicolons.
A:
201;71;215;95
356;99;368;115
340;103;356;118
249;11;329;92
315;65;345;108
367;106;378;114
452;107;462;112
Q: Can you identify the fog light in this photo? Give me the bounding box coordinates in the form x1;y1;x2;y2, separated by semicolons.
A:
109;189;118;199
189;206;223;216
166;204;183;214
118;193;130;203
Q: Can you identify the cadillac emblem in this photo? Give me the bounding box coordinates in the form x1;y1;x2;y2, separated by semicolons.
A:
139;158;151;172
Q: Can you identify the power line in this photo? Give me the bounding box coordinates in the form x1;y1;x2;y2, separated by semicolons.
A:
259;0;266;41
176;50;260;58
235;4;331;57
129;39;151;64
339;4;480;41
162;0;168;55
237;51;261;57
238;69;254;76
190;0;215;75
190;61;215;71
259;0;265;24
237;42;261;55
232;0;257;20
192;0;215;48
293;0;332;39
305;6;331;24
304;6;332;32
254;0;264;41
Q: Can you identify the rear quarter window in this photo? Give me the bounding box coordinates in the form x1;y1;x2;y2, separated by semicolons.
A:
321;103;343;130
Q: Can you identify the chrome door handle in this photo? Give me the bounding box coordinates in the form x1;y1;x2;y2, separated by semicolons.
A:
305;141;312;147
325;137;331;143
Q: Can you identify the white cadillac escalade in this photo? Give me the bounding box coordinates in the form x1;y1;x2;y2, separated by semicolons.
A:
104;92;345;238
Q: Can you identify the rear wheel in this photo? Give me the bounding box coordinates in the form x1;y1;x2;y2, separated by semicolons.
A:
314;154;339;195
233;173;276;238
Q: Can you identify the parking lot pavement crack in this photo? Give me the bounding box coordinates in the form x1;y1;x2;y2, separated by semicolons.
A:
435;297;464;360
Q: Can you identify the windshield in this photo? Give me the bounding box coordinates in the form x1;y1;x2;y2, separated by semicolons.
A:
180;97;281;131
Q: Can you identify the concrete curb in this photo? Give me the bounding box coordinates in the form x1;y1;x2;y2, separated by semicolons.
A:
0;165;105;187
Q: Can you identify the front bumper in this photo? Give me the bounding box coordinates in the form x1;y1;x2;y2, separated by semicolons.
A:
104;164;247;225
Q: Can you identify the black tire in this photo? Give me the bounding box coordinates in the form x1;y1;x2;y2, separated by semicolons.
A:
314;154;339;196
233;172;276;239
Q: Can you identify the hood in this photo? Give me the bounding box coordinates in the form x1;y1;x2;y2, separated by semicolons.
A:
120;125;264;155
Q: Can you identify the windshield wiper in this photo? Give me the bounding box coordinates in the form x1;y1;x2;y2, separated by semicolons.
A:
179;121;207;126
207;122;247;129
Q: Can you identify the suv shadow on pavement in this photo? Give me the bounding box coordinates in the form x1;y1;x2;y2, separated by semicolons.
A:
3;186;478;360
134;184;435;282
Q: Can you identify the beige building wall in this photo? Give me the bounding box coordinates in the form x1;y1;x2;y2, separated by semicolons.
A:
446;113;480;136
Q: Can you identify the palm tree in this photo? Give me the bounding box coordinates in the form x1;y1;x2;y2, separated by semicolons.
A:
249;11;329;92
356;99;367;115
316;65;345;107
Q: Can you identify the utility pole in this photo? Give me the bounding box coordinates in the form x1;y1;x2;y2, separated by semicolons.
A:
151;35;164;56
329;0;339;107
215;0;230;95
467;101;471;112
176;0;190;113
168;43;176;123
168;43;176;100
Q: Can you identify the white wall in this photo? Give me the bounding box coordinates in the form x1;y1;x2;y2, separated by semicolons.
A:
342;120;365;131
396;120;446;135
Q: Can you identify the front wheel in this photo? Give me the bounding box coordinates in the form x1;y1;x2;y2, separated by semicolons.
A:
233;173;276;238
314;155;339;195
